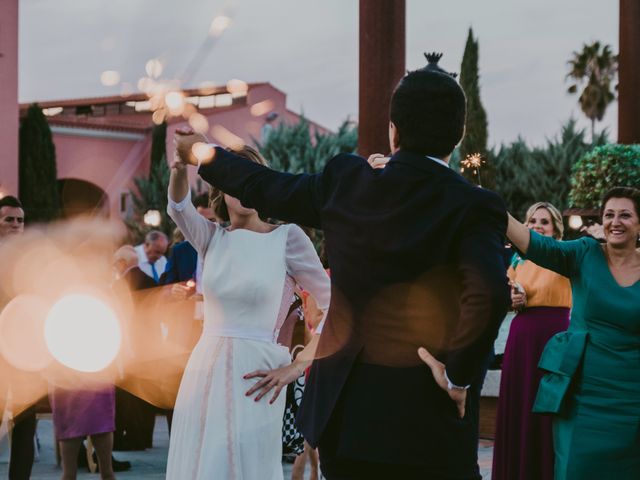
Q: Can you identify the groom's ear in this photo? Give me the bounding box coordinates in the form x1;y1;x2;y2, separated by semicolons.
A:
389;121;400;153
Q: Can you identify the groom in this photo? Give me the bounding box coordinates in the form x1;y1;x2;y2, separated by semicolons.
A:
176;54;509;479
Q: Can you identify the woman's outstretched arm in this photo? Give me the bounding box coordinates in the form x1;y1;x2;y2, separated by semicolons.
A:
507;213;530;254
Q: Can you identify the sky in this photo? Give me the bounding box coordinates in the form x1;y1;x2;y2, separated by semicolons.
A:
19;0;618;147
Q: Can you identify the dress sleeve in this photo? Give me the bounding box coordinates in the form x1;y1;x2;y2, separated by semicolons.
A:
166;190;217;257
525;231;592;279
285;225;331;332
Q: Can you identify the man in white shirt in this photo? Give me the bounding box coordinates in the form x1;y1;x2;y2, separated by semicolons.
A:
134;230;169;284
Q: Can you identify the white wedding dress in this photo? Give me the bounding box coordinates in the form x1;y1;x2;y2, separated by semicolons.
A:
165;192;330;480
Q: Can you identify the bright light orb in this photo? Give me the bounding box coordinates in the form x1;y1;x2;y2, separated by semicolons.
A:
100;70;121;87
143;209;162;227
0;295;52;371
192;142;215;164
188;113;210;134
165;91;185;115
568;215;584;230
226;79;248;97
209;15;231;36
145;59;164;79
44;294;121;372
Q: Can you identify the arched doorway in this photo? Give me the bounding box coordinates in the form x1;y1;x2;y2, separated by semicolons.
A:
57;178;109;218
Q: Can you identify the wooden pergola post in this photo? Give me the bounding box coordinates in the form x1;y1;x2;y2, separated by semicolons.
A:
618;0;640;144
358;0;406;157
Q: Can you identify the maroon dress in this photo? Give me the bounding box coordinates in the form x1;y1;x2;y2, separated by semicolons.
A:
492;257;571;480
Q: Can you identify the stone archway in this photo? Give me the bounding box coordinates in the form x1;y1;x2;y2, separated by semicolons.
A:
57;178;109;218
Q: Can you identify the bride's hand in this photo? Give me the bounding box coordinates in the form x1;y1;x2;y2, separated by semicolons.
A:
367;153;390;169
243;362;307;404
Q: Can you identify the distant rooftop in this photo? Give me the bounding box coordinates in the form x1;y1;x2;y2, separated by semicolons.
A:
18;83;269;134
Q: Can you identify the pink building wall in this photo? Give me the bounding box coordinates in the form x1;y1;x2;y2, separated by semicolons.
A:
52;131;150;216
0;0;19;197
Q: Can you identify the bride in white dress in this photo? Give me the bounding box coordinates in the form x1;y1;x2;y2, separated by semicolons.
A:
165;144;330;480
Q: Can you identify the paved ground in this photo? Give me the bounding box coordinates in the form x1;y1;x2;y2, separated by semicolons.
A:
0;416;493;479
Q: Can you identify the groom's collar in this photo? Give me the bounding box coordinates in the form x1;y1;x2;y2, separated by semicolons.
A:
389;150;450;172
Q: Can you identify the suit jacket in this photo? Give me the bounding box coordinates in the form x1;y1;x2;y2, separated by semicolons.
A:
160;241;198;285
198;148;510;471
122;266;157;291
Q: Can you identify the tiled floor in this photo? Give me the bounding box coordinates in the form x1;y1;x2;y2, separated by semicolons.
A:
0;417;493;479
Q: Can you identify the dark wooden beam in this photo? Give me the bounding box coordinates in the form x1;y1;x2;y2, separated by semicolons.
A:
618;0;640;144
358;0;406;157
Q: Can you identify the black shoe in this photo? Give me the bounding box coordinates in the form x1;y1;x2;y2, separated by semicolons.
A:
112;456;132;472
92;452;132;472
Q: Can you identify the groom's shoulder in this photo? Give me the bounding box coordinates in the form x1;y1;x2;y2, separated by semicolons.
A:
323;153;366;174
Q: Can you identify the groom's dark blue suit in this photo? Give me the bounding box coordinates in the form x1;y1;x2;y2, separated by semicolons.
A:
198;147;509;478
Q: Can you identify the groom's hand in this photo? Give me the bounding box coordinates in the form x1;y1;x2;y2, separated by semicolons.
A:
174;129;211;166
418;347;467;418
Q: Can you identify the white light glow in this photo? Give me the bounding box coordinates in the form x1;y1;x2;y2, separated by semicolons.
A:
165;91;185;115
209;15;232;36
192;143;215;164
145;59;163;79
568;215;584;230
44;294;121;372
188;113;210;133
100;70;121;87
143;210;162;227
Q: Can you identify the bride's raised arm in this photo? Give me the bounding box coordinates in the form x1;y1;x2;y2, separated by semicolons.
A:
167;154;217;257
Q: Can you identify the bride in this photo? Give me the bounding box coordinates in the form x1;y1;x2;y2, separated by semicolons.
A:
165;143;330;479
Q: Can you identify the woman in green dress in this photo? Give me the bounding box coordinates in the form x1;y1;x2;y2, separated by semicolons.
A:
506;186;640;480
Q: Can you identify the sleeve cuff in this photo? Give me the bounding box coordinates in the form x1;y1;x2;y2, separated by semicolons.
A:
444;370;471;391
168;190;191;212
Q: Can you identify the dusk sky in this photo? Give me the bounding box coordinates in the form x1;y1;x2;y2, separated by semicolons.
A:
19;0;618;146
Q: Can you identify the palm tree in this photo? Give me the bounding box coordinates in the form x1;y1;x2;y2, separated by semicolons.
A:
566;41;618;142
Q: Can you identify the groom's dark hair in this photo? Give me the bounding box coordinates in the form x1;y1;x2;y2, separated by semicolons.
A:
390;52;466;159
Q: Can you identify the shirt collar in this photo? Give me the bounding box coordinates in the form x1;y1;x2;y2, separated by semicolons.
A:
426;156;450;169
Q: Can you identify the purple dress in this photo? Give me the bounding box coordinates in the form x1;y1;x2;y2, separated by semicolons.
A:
50;385;115;440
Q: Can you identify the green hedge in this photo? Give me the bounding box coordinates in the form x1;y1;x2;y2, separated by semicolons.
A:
570;144;640;209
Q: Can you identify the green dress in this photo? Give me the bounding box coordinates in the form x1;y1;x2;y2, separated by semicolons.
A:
526;231;640;480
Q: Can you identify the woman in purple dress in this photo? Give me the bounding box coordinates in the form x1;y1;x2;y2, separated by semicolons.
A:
492;202;572;480
51;380;116;480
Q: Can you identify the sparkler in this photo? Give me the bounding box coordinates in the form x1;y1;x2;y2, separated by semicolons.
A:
460;153;485;187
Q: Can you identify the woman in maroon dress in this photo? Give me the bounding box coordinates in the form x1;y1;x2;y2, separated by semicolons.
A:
492;202;572;480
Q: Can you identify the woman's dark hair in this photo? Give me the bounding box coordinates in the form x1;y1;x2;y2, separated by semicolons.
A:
389;53;466;158
600;186;640;219
209;145;269;222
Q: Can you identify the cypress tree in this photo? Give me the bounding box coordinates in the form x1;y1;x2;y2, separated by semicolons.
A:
459;28;492;187
150;121;168;170
18;104;60;222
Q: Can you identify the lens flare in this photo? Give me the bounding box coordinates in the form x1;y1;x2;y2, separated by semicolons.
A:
250;100;275;117
210;125;244;150
143;209;162;227
44;294;122;372
145;58;164;79
0;295;53;371
165;91;186;116
226;79;248;97
568;215;584;230
100;70;120;87
209;15;232;36
188;113;210;134
192;142;215;164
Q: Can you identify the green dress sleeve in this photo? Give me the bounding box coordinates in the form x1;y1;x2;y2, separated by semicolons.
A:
525;230;594;278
